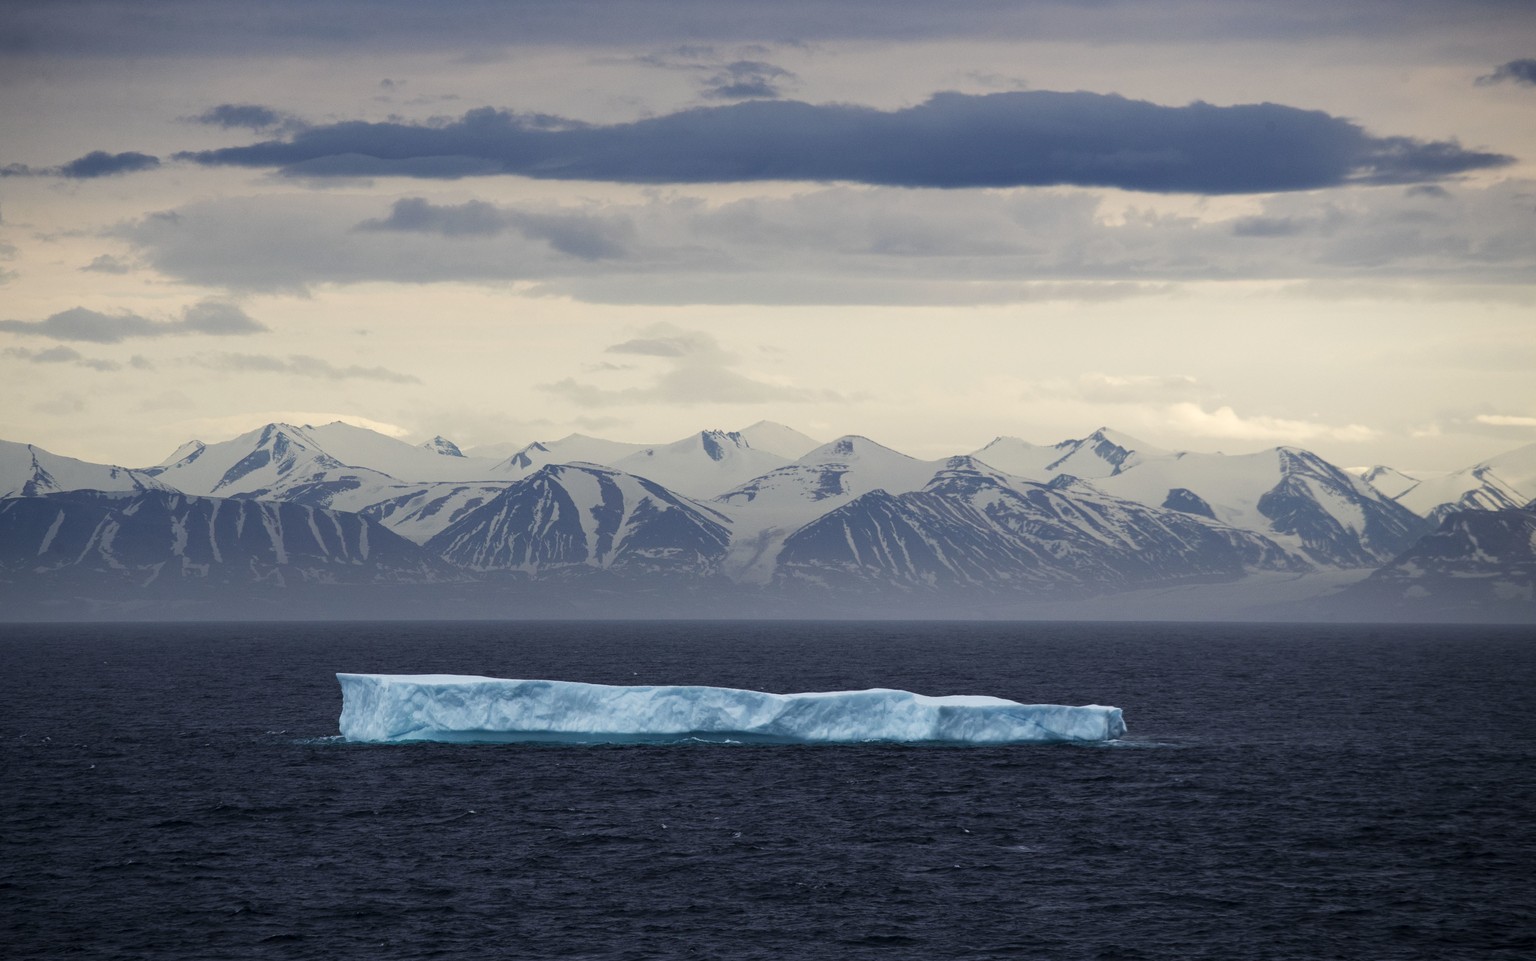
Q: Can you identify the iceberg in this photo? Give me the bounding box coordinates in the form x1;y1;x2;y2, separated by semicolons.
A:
336;674;1127;745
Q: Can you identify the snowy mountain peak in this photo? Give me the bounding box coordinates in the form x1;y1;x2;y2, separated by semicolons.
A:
1360;465;1421;500
156;439;206;469
697;429;749;462
1;439;171;498
613;430;785;499
419;436;465;457
426;462;732;575
737;421;821;460
802;435;915;464
1045;427;1161;478
1087;426;1157;451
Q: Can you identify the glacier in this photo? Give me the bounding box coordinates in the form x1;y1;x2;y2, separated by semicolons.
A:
336;673;1126;745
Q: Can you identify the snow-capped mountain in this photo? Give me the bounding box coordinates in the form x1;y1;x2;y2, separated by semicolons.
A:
144;423;394;498
425;463;732;577
145;421;511;494
1357;465;1421;501
358;482;515;544
611;430;787;499
6;419;1526;620
419;435;465;457
970;427;1164;481
713;435;948;582
1;439;170;498
1335;506;1536;619
0;489;456;589
736;420;822;460
1372;442;1536;524
721;435;943;509
774;457;1305;597
973;430;1426;567
487;433;652;477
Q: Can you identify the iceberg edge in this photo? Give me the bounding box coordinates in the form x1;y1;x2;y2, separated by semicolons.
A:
336;673;1126;745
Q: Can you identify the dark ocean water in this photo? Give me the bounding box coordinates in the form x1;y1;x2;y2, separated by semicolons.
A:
2;621;1534;961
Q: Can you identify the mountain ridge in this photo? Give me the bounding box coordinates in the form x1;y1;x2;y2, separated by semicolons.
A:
2;422;1530;620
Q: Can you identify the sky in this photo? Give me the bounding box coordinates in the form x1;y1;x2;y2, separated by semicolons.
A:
2;0;1534;472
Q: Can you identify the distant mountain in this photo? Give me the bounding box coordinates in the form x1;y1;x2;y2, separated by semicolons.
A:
0;489;459;617
612;430;787;499
144;423;397;499
358;482;516;543
426;463;733;579
418;435;465;457
146;422;508;493
8;420;1528;621
975;432;1427;567
714;435;947;582
1379;442;1536;525
737;420;821;460
774;457;1305;600
970;427;1163;481
1333;506;1536;620
723;435;942;507
1357;465;1421;500
489;433;651;477
1;439;170;498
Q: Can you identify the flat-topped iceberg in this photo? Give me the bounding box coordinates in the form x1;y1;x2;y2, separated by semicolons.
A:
336;674;1126;745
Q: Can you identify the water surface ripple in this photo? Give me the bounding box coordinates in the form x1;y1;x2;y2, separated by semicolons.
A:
2;621;1533;960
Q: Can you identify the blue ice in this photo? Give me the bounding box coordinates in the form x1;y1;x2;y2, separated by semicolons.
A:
336;674;1126;745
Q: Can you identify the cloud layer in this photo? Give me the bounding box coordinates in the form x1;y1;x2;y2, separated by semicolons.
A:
8;0;1529;55
175;92;1511;194
119;180;1536;301
0;301;266;342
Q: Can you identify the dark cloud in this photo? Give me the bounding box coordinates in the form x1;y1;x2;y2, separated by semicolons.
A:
2;151;161;179
355;197;632;258
4;345;121;371
1476;58;1536;87
175;92;1510;194
0;300;267;342
699;61;795;100
58;150;161;178
6;0;1530;55
189;103;304;132
193;352;419;383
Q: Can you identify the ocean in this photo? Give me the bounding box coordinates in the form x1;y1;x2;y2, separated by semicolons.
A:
3;620;1533;960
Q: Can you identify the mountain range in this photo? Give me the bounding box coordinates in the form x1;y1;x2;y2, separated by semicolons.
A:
1;420;1532;621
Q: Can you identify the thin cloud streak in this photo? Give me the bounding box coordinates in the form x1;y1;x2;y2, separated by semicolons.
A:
191;352;421;383
4;345;121;371
0;301;267;343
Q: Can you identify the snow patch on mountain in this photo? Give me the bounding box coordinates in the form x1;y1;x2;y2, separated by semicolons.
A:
612;430;787;499
426;463;732;577
1390;442;1536;524
1;439;171;499
774;456;1306;597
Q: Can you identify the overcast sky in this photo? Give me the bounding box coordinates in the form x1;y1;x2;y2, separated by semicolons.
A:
3;0;1534;470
